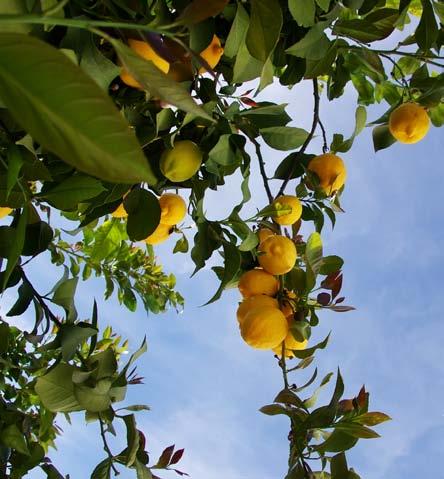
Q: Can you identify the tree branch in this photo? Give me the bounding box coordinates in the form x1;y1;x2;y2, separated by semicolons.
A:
277;78;320;198
250;136;274;204
99;418;120;476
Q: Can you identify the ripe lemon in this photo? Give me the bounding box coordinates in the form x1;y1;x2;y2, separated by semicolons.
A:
273;316;307;357
236;295;279;324
258;235;297;276
144;223;172;245
307;153;347;195
159;193;187;225
0;207;12;219
272;195;302;225
120;39;170;89
160;140;203;183
112;202;127;218
258;227;275;244
388;102;430;144
199;35;224;73
240;306;289;350
238;269;279;298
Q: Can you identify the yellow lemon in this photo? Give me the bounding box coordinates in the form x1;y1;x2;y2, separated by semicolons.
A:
159;193;187;225
307;153;347;195
0;207;12;219
238;269;279;298
112;202;128;218
257;227;275;244
389;102;430;144
258;235;297;276
273;316;307;357
144;223;172;245
272;195;302;225
236;295;279;324
199;35;224;74
160;140;203;183
240;306;289;350
120;39;170;89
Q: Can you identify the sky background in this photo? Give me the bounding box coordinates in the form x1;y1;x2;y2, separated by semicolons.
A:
4;52;444;478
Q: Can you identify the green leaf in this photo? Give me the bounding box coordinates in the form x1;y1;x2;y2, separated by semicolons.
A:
329;369;345;407
176;0;229;25
0;33;155;184
122;414;139;467
7;280;33;316
316;0;331;11
286;22;330;60
372;124;397;152
303;372;334;408
316;429;358;453
1;423;29;455
334;422;380;439
354;412;391;426
224;3;249;58
6;144;24;200
135;460;153;479
110;38;212;122
320;255;344;275
330;452;348;479
259;404;290;416
0;0;30;34
41;174;105;210
233;40;264;83
306;232;323;275
74;379;113;412
289;0;316;27
173;235;189;254
205;242;241;304
291;332;330;359
35;363;83;412
331;106;367;153
333;8;399;42
240;103;291;129
415;0;439;50
246;0;283;62
2;205;27;290
51;277;78;321
124;189;161;241
260;126;308;150
90;220;122;262
91;458;112;479
59;323;97;361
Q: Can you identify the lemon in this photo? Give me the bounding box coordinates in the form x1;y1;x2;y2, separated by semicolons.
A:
258;235;297;276
144;223;172;245
272;195;302;226
160;140;203;183
111;202;128;218
238;269;279;298
236;295;279;324
257;227;275;244
199;35;224;74
240;306;289;350
159;193;187;225
273;316;307;357
120;39;170;89
389;102;430;144
307;153;347;195
0;207;12;219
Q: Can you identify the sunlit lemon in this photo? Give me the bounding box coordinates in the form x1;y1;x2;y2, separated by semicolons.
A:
307;153;347;195
160;140;203;182
258;235;297;276
159;193;187;225
236;295;279;324
389;102;430;144
238;269;279;298
272;195;302;225
198;35;224;73
144;223;172;245
0;207;12;219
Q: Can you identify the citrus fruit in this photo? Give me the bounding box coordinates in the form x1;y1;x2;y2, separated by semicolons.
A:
307;153;347;195
159;193;187;225
236;295;279;324
144;223;172;245
273;317;308;357
240;306;289;350
258;235;297;276
111;202;128;218
238;269;279;298
160;140;203;182
120;39;170;89
258;227;275;244
388;102;430;144
272;195;302;225
198;35;224;73
0;207;12;219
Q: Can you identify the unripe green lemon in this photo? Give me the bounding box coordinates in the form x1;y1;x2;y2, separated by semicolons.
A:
160;140;203;182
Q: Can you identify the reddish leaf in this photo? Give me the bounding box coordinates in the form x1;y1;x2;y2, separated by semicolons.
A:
329;305;355;312
335;296;345;304
240;89;254;96
321;271;341;291
156;444;175;468
170;448;185;465
173;470;190;477
317;292;331;306
241;97;259;107
338;399;354;413
331;273;343;299
357;386;368;409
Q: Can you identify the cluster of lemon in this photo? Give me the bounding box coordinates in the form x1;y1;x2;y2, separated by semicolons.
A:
113;192;187;245
120;34;224;88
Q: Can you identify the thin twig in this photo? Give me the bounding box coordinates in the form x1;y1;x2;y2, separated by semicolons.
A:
250;136;274;204
277;78;320;198
318;117;328;154
99;418;119;476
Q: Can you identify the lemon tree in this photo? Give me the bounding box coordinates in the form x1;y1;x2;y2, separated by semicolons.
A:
0;0;442;478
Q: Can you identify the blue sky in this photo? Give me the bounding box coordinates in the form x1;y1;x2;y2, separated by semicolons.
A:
5;72;444;478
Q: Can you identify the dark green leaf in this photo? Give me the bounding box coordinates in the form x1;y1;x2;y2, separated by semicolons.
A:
330;106;366;153
122;414;139;467
59;323;97;361
6;144;24;200
320;256;344;275
330;452;348;479
316;429;358;453
124;189;161;241
1;424;29;455
91;458;112;479
291;333;330;359
415;0;438;50
286;22;330;60
289;0;316;27
51;277;78;321
6;280;33;316
259;404;290;416
246;0;283;62
224;3;249;58
22;221;53;257
176;0;229;25
0;33;155;184
260;126;308;150
372;124;397;152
